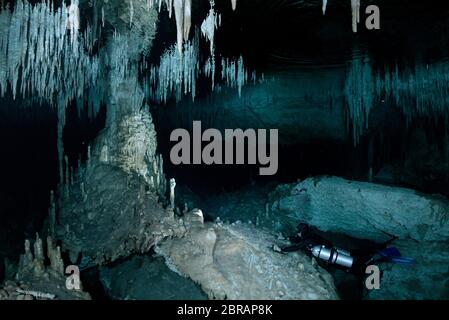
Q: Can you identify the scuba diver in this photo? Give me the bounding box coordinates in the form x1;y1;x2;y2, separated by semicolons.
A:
279;223;416;276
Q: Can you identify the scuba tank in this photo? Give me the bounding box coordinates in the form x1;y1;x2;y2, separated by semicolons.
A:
310;245;354;268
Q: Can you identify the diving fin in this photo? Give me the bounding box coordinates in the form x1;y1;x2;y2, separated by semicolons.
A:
378;247;417;265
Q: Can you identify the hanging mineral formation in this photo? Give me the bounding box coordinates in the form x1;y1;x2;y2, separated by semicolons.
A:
351;0;360;32
183;0;192;40
148;0;192;54
201;1;218;55
344;56;373;144
68;0;80;48
148;32;199;103
322;0;328;15
174;0;185;53
0;0;103;184
344;54;449;143
0;0;100;106
147;29;253;103
221;56;248;97
231;0;237;11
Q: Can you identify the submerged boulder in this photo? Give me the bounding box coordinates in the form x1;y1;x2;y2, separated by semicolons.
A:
156;211;339;300
267;176;449;299
267;176;449;243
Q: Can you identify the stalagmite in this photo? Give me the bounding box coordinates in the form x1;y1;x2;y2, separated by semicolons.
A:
33;234;45;275
24;240;33;266
169;178;176;210
47;237;64;275
48;190;56;237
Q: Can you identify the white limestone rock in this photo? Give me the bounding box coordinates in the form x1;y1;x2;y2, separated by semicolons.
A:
156;221;339;300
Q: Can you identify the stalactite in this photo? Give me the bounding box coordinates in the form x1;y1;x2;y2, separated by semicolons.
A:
147;31;253;103
322;0;328;15
0;0;103;133
183;0;192;41
379;61;449;124
147;0;192;54
345;56;449;143
204;56;216;90
201;0;217;55
231;0;237;11
0;0;101;102
148;31;199;102
350;0;360;32
344;56;374;144
174;0;185;53
221;55;248;97
68;0;80;50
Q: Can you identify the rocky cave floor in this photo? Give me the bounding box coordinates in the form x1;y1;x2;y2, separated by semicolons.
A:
1;171;449;300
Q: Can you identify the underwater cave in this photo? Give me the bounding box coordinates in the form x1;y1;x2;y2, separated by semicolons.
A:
0;0;449;302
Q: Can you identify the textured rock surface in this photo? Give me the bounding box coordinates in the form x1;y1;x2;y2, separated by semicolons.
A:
99;255;207;300
93;109;161;189
56;162;181;265
267;176;449;299
156;211;339;300
267;176;449;242
367;240;449;300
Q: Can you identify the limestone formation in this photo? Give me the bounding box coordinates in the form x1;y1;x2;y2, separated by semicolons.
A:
267;176;449;243
2;235;91;300
156;216;339;300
